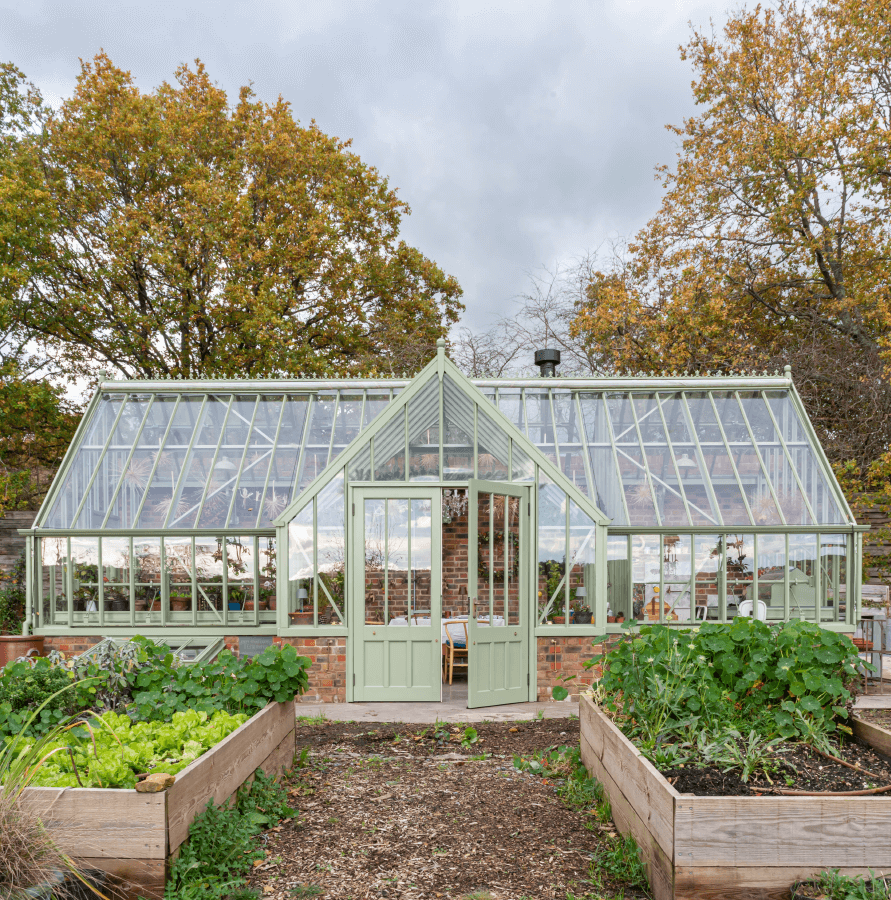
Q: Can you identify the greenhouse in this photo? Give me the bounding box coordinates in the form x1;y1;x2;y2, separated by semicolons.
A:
23;341;866;707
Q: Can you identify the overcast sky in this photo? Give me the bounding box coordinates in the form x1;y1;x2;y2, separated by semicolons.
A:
0;0;728;332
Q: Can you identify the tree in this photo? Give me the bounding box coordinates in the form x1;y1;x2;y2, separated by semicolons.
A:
4;53;462;381
570;0;891;468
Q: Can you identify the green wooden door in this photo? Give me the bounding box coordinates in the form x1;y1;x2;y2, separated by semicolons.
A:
352;487;442;701
468;480;530;708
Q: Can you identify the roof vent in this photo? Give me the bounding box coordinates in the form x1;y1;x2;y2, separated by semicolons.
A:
534;348;561;377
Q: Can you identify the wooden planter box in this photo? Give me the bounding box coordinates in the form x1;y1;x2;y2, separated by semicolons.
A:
22;700;296;900
580;695;891;900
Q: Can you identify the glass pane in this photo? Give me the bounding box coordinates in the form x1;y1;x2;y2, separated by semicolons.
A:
259;538;277;621
230;397;282;528
295;392;337;493
789;533;818;622
133;538;161;620
525;389;557;467
442;375;474;481
317;474;345;623
476;407;510;480
165;536;194;616
766;393;844;524
226;537;255;618
330;394;364;463
726;534;755;619
166;396;230;528
511;440;535;482
288;504;314;624
694;535;723;622
663;535;693;623
606;394;658;526
568;499;596;625
387;498;409;623
632;534;662;622
476;491;493;621
71;536;99;625
197;397;258;528
363;393;392;426
506;493;520;626
41;537;70;626
443;489;469;619
635;395;688;527
553;392;588;496
660;394;719;527
410;498;432;620
684;393;750;525
608;536;631;621
496;389;525;433
373;410;407;482
102;536;131;618
758;533;787;621
407;379;441;481
349;444;372;483
363;498;386;624
44;395;123;528
537;478;566;623
731;444;781;525
74;395;152;528
106;397;179;529
820;534;846;623
580;392;626;523
194;538;224;617
258;395;309;526
135;396;206;529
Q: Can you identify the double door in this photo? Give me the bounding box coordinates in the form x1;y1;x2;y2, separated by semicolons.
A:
351;481;530;706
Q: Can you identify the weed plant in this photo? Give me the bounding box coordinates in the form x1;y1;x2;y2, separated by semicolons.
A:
166;769;295;900
590;619;862;776
797;870;891;900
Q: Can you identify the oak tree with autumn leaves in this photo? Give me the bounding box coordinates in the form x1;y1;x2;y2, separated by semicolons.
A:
570;0;891;470
4;53;462;382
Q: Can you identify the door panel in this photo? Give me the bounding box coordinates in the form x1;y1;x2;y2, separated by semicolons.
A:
353;488;441;701
468;480;529;708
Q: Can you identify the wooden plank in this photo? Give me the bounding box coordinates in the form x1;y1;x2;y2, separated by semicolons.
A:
582;730;674;900
166;700;294;852
21;788;166;860
853;715;891;757
70;857;166;900
581;697;677;858
579;693;603;759
674;865;890;900
674;796;891;867
219;728;297;807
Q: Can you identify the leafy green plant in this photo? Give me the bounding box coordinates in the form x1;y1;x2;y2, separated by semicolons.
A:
460;726;478;748
166;767;294;900
796;870;891;900
589;834;651;896
21;708;248;789
0;553;26;635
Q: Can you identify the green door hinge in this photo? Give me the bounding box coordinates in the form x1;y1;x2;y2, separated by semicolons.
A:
353;673;356;686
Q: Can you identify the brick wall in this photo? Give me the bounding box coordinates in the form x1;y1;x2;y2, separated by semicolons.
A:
536;635;606;702
43;635;105;655
274;636;346;703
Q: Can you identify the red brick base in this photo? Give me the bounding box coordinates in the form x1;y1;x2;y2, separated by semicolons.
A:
536;635;606;701
274;636;347;703
43;635;105;656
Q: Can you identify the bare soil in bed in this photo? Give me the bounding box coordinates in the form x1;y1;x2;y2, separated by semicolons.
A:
855;707;891;729
245;717;646;900
663;738;891;796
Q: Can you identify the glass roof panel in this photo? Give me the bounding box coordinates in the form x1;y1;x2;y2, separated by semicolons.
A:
257;395;309;526
495;389;525;433
634;394;689;527
43;394;123;528
373;409;407;482
578;392;626;525
605;394;658;526
408;379;441;481
229;396;282;528
524;389;558;468
766;393;844;524
476;406;510;480
442;374;474;482
553;392;588;496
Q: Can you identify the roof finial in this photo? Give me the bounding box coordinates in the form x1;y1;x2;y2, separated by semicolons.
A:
436;337;446;362
784;364;792;380
97;369;109;383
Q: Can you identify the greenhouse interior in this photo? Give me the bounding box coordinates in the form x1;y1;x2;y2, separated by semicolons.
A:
24;341;866;706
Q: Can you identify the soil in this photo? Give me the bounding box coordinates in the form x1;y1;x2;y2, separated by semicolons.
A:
293;716;580;758
245;717;646;900
663;738;891;796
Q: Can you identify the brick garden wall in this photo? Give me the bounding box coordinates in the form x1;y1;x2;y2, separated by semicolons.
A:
536;635;605;702
0;512;35;575
43;635;105;655
274;636;347;703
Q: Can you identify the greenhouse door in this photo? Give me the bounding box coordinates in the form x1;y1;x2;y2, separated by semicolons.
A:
352;487;442;702
467;480;530;708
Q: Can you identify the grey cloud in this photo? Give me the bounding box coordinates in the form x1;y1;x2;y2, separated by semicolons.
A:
0;0;727;331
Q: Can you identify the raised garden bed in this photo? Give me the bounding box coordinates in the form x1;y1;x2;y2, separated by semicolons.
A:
20;699;296;900
580;695;891;900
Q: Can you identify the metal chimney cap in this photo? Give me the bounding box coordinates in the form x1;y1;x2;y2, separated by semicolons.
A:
534;348;561;376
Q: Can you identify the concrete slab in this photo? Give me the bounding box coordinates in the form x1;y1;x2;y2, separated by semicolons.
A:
854;694;891;709
296;699;579;724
